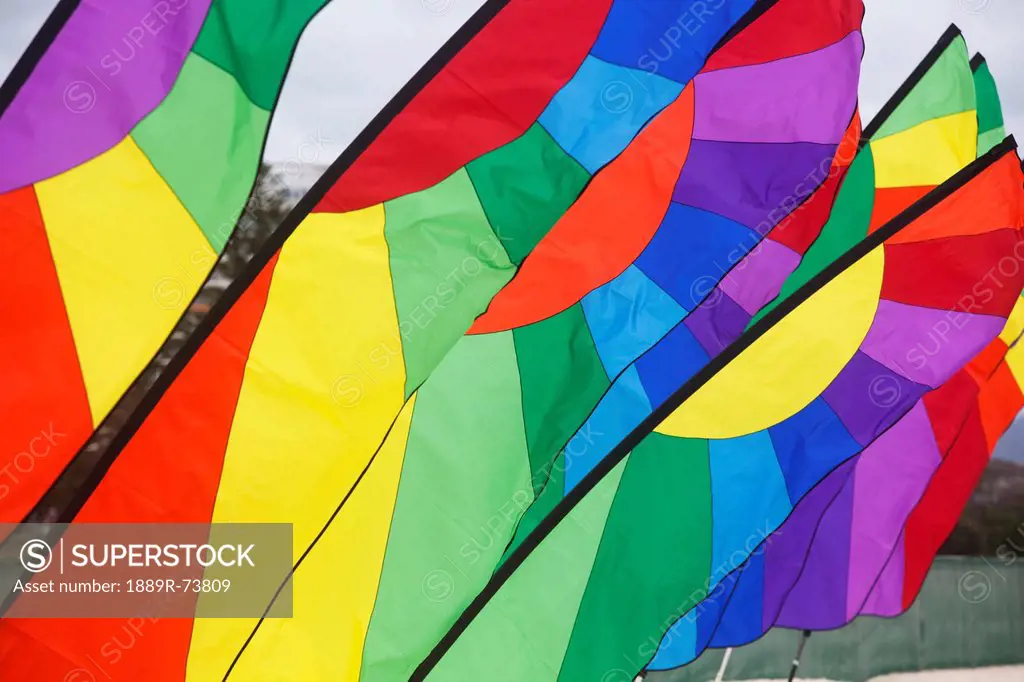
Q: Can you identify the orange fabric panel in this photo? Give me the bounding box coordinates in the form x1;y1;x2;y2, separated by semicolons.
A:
888;153;1024;244
977;360;1024;450
966;338;1009;382
77;253;280;524
0;187;93;523
868;185;933;234
0;256;280;682
469;84;696;335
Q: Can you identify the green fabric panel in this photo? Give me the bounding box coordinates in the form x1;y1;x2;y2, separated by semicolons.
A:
872;36;973;141
978;128;1006;156
427;458;628;682
557;434;713;681
497;450;565;567
133;53;269;251
513;304;610;494
466;123;590;264
190;0;328;110
748;146;876;328
360;331;532;682
385;168;516;396
973;61;1005;154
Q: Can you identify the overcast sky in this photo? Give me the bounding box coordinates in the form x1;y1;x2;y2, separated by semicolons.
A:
2;0;1021;162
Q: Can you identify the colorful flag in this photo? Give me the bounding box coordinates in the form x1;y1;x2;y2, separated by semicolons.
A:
867;297;1024;615
180;1;866;679
0;1;768;679
321;4;864;682
411;140;1024;682
505;23;975;567
655;301;1024;667
0;0;333;521
640;32;1002;670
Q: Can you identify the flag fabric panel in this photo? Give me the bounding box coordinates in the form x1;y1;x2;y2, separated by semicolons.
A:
867;296;1024;615
0;0;609;528
0;0;332;523
504;24;972;572
412;142;1024;682
191;2;865;681
0;1;769;680
644;46;1015;669
974;56;1007;154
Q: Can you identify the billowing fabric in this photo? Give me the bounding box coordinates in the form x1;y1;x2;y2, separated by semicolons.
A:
190;2;864;675
417;145;1024;682
0;1;765;680
688;297;1024;651
506;23;971;572
974;56;1007;154
0;0;332;523
346;6;863;681
644;46;1016;669
195;3;864;682
865;296;1024;615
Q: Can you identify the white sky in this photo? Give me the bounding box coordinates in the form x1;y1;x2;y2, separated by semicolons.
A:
2;0;1021;162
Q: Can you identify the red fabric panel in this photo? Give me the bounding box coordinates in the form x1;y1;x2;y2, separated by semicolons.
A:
77;254;279;524
0;256;279;682
772;113;862;255
0;187;92;522
316;0;612;213
901;404;988;609
922;369;981;456
881;229;1024;317
703;0;864;72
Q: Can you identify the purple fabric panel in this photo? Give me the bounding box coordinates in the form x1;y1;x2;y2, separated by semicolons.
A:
775;471;856;629
1;0;213;191
822;351;928;446
860;300;1007;388
862;531;908;617
673;139;837;234
845;403;941;620
684;291;750;356
693;32;863;145
759;459;855;631
718;238;802;315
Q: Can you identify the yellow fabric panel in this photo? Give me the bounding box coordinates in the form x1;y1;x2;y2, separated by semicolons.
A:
223;397;417;681
1006;338;1024;384
656;247;885;439
34;136;214;425
998;297;1024;345
870;111;977;189
185;207;407;680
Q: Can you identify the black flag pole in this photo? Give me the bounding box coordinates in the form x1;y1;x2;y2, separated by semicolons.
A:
787;629;813;682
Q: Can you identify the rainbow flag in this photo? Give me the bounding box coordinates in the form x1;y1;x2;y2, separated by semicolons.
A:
503;23;976;565
0;0;767;679
0;0;331;521
767;301;1024;629
410;141;1024;681
866;297;1024;615
312;4;863;681
634;30;1003;663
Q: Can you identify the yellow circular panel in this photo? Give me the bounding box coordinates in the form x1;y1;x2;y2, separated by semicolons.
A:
656;247;885;439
